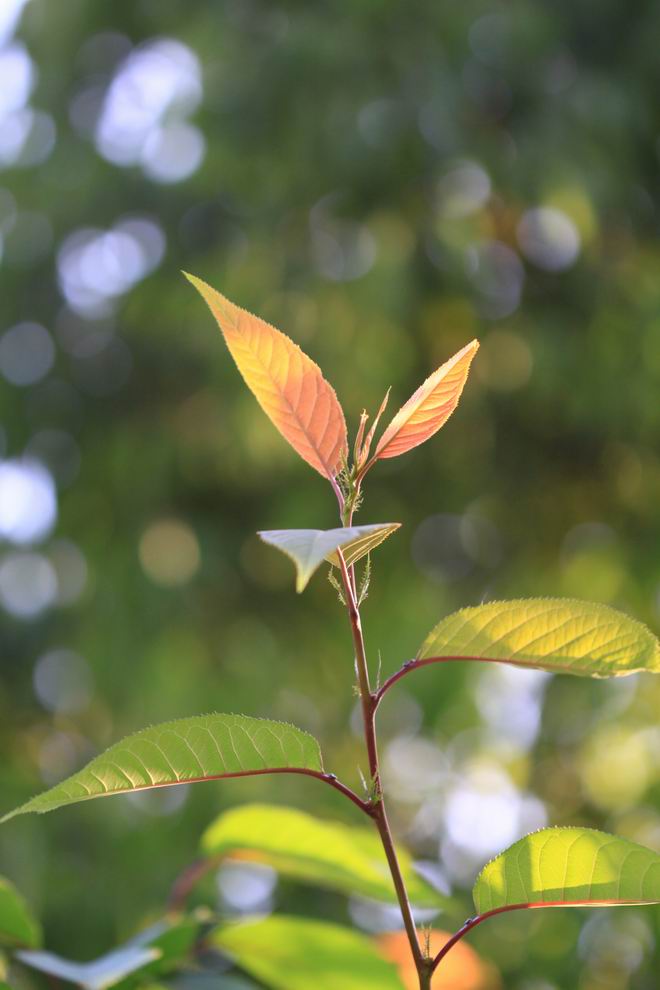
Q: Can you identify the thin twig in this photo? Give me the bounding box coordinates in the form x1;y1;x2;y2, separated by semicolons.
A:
168;856;219;913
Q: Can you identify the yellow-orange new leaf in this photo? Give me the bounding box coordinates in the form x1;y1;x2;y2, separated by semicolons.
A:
378;931;500;990
184;274;347;479
375;340;479;460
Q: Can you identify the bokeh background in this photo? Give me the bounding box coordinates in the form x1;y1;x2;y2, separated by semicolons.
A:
1;0;660;987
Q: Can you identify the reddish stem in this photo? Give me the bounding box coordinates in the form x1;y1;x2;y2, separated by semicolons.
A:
375;656;511;708
168;856;220;913
376;653;588;708
90;767;371;816
431;898;646;971
335;548;424;975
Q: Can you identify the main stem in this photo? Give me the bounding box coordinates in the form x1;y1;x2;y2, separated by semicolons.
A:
336;514;426;982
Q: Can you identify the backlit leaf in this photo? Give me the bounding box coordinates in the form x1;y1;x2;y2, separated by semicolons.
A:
258;523;400;592
417;598;660;677
17;946;160;990
184;274;347;479
378;931;500;990
0;875;41;948
473;828;660;914
374;340;478;460
16;917;201;990
212;916;406;990
1;715;323;821
201;803;446;907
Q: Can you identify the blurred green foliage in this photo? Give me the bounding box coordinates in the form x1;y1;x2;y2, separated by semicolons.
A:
1;0;660;987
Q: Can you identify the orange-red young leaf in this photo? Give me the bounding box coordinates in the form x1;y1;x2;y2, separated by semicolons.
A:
374;340;479;460
184;274;348;479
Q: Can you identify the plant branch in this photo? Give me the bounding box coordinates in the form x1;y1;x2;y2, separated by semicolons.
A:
231;767;372;815
431;903;548;971
375;655;507;709
335;548;425;975
168;855;220;913
134;767;371;816
330;474;345;513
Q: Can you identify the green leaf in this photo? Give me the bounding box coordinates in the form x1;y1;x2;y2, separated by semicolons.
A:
212;916;405;990
0;876;41;948
417;598;660;677
258;523;400;592
2;715;323;821
201;803;447;908
473;828;660;914
17;916;203;990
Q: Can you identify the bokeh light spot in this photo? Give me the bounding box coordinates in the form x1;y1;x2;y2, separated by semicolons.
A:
436;160;491;219
217;861;277;915
0;458;57;544
0;550;57;617
33;648;93;714
517;207;581;272
475;330;533;392
0;321;55;385
139;518;201;587
141;121;205;184
94;37;204;183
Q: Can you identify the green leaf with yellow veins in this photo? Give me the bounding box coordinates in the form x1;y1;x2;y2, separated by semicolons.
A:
417;598;660;677
474;828;660;914
2;715;323;821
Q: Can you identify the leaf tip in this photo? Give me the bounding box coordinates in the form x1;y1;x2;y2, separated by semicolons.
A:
181;269;202;288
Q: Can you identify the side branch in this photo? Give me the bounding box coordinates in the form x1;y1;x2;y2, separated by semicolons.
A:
220;767;372;816
375;656;505;708
105;766;372;817
431;902;577;971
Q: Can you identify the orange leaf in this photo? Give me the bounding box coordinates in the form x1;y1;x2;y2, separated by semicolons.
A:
375;340;479;460
378;931;500;990
184;274;347;479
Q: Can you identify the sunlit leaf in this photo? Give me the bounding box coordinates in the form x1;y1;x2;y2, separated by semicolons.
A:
184;274;347;479
212;916;406;990
201;803;447;907
374;340;478;460
1;715;323;821
0;875;41;948
473;828;660;914
378;931;500;990
417;598;660;677
258;523;400;592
